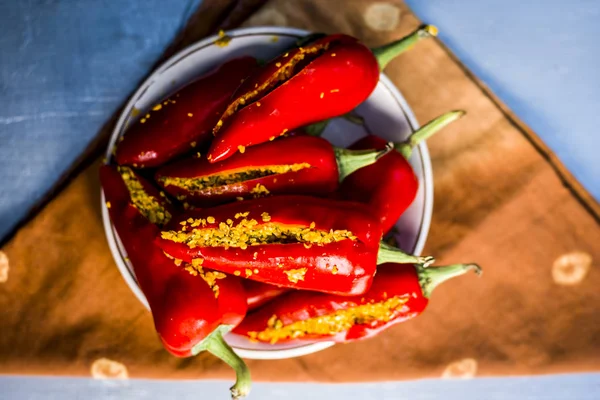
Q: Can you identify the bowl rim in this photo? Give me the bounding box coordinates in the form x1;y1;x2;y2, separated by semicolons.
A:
101;26;433;360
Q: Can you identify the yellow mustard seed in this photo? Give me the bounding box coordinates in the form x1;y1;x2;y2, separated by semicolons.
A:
251;296;407;343
214;43;330;136
251;183;270;197
207;216;216;224
160;163;311;194
161;219;356;249
330;89;339;93
192;258;204;267
118;166;171;225
106;201;111;209
238;145;246;153
284;268;307;283
234;270;241;276
215;30;232;47
187;113;193;117
184;265;198;276
152;104;162;111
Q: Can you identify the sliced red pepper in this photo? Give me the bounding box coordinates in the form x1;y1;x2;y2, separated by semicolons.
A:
207;25;437;163
157;195;434;296
100;165;251;399
114;165;177;226
340;111;465;234
234;262;481;344
155;135;390;207
115;56;258;168
242;280;290;310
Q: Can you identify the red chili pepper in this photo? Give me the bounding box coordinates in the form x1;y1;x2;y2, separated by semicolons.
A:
234;262;481;343
157;195;434;295
207;25;437;163
100;165;251;399
115;56;258;168
242;280;290;310
340;111;465;234
155;135;390;207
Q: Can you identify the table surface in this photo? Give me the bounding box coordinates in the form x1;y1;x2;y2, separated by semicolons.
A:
2;374;600;400
2;0;599;398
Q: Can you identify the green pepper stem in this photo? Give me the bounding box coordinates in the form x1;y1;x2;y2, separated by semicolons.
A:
418;263;482;298
342;112;365;126
377;241;435;266
304;120;330;136
395;110;465;159
335;143;393;181
372;24;438;70
192;326;251;400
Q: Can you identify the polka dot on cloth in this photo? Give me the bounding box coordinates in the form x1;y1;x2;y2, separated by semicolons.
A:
442;358;478;379
552;251;592;286
244;7;288;27
0;251;8;283
364;2;401;32
91;358;129;379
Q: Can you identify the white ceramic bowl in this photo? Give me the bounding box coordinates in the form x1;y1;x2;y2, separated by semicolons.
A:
102;27;433;360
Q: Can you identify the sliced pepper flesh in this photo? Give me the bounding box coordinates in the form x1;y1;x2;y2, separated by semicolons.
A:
159;163;311;193
248;296;407;343
162;218;357;249
214;43;330;135
118;166;171;226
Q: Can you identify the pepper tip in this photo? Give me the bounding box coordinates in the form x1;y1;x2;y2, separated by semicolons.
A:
230;386;250;400
424;24;438;37
467;263;483;277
